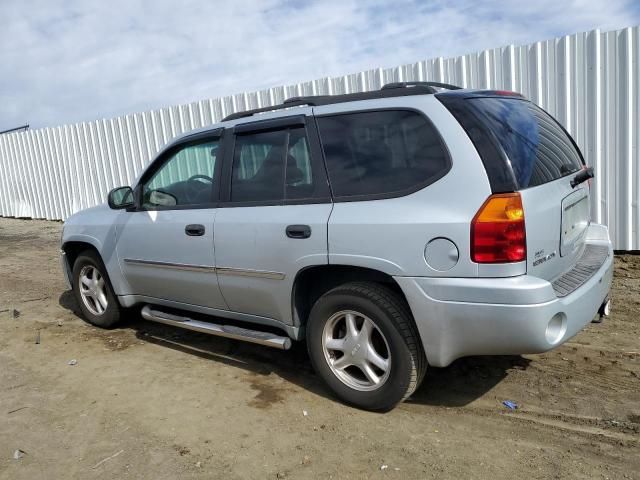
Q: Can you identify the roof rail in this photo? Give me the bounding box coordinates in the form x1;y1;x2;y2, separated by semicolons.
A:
0;124;29;135
222;83;451;122
381;81;462;91
223;100;314;122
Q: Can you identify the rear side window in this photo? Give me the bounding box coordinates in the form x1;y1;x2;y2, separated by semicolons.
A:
467;98;583;188
316;110;450;199
286;128;315;200
230;126;318;203
232;130;286;202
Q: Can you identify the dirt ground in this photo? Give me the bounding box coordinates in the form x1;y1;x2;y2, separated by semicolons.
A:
0;217;638;480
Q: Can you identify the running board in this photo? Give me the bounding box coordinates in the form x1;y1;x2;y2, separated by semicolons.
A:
140;305;292;350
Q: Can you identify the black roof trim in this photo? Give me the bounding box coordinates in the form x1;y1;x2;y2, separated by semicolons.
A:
222;83;461;122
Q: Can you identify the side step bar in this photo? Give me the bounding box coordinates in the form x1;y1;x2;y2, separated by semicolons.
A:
140;305;292;350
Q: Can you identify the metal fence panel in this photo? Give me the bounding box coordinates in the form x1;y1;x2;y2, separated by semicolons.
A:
1;26;639;249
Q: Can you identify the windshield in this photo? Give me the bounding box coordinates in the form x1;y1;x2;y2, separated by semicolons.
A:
468;97;583;188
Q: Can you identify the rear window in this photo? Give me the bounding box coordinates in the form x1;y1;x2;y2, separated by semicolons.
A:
316;110;450;199
468;98;583;188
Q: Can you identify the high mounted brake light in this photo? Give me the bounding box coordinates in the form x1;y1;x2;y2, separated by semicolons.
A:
492;90;524;97
471;193;526;263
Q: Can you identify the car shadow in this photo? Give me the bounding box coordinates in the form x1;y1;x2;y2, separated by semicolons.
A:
59;289;81;315
129;317;334;401
59;291;529;409
408;355;531;407
58;290;334;402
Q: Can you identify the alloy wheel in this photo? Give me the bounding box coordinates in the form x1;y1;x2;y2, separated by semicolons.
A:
322;310;391;391
78;265;108;316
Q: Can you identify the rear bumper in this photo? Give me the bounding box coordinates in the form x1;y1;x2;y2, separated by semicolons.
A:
395;224;613;367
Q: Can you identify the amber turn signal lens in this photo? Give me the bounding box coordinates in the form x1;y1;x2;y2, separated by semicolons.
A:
471;193;526;263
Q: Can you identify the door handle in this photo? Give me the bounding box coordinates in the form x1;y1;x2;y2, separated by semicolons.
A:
286;225;311;239
185;224;205;236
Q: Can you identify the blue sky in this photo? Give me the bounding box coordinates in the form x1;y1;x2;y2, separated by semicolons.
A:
1;0;638;130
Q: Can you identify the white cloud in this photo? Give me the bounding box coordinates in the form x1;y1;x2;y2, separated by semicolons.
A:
0;0;638;129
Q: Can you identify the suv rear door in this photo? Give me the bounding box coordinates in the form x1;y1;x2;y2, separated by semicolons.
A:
213;112;332;324
440;93;590;281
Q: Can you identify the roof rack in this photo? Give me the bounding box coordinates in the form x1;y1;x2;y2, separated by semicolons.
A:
0;124;29;135
223;99;315;122
381;81;462;91
222;82;462;122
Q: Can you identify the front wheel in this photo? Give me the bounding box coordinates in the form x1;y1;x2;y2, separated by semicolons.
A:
306;282;426;411
72;250;122;328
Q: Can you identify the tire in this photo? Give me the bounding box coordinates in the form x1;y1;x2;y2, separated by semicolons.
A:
306;282;426;411
72;250;122;328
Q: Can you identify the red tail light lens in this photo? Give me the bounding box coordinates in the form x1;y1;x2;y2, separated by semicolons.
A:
471;193;526;263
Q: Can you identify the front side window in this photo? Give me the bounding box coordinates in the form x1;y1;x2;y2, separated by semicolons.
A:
231;127;316;203
142;139;219;208
317;110;450;199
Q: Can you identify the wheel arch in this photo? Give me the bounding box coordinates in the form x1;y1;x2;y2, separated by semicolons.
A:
291;264;415;330
61;239;102;274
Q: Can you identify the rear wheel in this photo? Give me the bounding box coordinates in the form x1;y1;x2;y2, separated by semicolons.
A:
307;282;426;411
72;251;122;328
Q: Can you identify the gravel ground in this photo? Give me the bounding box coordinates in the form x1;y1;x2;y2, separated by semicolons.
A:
0;217;638;479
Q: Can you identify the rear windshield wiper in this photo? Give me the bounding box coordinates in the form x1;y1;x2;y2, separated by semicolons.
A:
570;166;594;188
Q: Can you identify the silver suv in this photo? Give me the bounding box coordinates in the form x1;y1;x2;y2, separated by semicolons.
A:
60;82;613;411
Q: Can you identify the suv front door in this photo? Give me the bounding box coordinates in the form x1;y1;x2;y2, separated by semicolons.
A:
115;131;228;310
214;113;332;324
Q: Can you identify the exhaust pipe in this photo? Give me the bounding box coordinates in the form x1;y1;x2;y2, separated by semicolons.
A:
593;298;611;324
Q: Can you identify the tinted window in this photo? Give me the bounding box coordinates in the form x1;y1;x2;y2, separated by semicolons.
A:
232;130;285;202
317;110;449;198
468;98;583;188
231;127;316;203
142;140;219;208
286;128;314;200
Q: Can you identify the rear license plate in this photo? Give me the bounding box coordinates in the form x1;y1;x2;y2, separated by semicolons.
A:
561;190;590;256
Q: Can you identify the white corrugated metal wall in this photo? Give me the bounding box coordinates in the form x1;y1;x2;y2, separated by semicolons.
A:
0;26;638;249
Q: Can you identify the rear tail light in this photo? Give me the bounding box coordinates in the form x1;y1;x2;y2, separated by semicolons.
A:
471;193;526;263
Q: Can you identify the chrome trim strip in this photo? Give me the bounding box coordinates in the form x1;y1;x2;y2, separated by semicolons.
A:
123;258;216;273
123;259;285;280
215;266;285;280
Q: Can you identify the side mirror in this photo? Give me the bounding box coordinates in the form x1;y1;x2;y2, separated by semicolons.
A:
108;186;134;210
